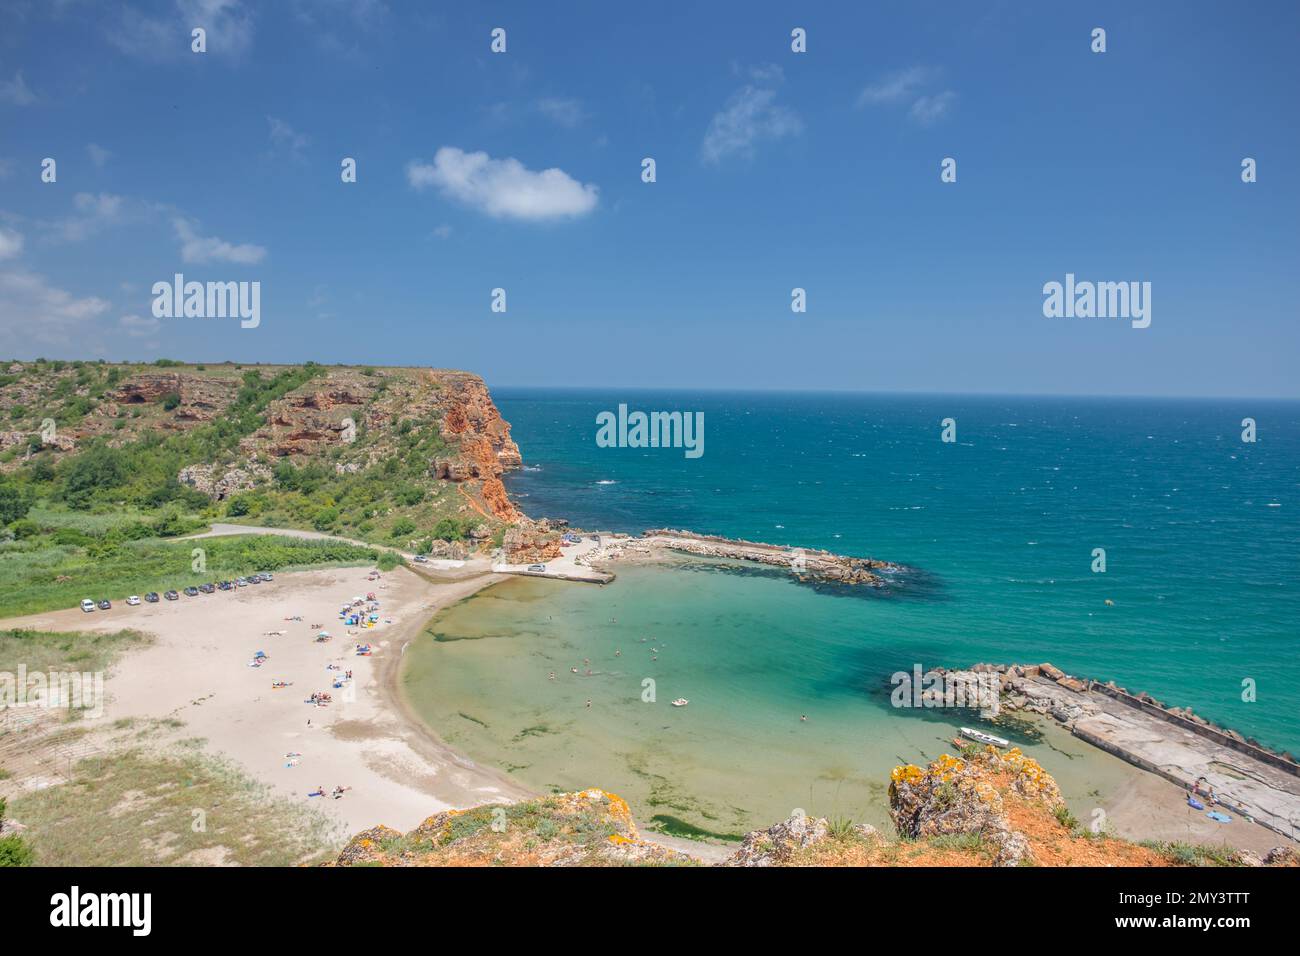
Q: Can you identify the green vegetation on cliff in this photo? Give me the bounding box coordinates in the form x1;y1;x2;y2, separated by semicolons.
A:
0;360;527;614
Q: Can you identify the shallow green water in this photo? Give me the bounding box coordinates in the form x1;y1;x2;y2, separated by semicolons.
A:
404;562;1141;835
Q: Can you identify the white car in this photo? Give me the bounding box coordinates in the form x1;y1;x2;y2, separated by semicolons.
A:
126;595;141;606
80;599;95;613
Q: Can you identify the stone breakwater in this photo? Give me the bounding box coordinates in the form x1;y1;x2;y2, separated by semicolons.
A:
938;661;1300;843
618;529;902;586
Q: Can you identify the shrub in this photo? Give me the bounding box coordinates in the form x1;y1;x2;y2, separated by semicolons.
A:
0;481;32;526
0;797;34;867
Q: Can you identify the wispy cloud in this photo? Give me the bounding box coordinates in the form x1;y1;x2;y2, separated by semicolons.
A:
536;97;587;128
857;66;955;125
702;65;801;165
0;268;111;347
173;217;266;264
910;91;956;126
109;0;255;61
267;116;309;160
407;147;598;222
289;0;389;58
41;192;128;243
119;314;162;339
0;71;35;106
86;143;112;168
0;227;23;260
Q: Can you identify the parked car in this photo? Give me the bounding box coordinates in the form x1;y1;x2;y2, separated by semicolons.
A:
164;590;179;601
218;580;233;591
145;592;160;603
235;578;248;587
183;586;199;597
199;583;215;594
126;595;141;606
248;574;261;584
527;564;546;573
413;554;428;563
97;599;111;610
80;599;95;613
260;572;274;581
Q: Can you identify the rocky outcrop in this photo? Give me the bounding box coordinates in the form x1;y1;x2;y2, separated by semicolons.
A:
889;749;1064;866
113;372;238;426
630;530;901;586
335;753;1300;868
502;521;563;564
329;789;692;867
177;461;273;500
724;813;880;866
428;374;523;521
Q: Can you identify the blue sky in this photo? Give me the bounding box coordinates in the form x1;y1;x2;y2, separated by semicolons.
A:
1;0;1297;397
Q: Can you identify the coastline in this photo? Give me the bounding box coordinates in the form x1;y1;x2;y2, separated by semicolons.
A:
0;565;531;844
4;554;1295;861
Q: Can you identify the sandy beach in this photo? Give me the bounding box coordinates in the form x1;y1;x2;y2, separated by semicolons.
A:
1;564;532;837
3;557;1291;862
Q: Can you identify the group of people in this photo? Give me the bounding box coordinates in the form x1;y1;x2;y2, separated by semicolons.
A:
307;785;351;800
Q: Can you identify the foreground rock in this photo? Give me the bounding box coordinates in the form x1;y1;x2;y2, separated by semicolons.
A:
329;789;694;867
334;753;1298;867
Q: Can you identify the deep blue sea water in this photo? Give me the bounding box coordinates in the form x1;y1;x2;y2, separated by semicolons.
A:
402;390;1299;833
494;389;1300;754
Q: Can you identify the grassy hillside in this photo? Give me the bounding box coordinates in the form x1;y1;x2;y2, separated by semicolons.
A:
0;359;529;614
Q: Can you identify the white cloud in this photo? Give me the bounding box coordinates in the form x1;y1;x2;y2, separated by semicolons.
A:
910;91;956;126
173;217;266;264
0;269;111;347
119;314;162;338
110;0;254;60
857;67;934;106
407;147;598;222
0;227;22;260
267;116;309;158
42;192;127;242
536;97;587;128
430;224;453;240
701;81;802;165
0;71;35;106
87;143;112;168
858;66;955;125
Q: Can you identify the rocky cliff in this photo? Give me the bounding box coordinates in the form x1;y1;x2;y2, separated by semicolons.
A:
0;360;530;545
331;749;1300;867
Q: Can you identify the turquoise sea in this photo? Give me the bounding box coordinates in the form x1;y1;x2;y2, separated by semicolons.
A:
403;390;1299;835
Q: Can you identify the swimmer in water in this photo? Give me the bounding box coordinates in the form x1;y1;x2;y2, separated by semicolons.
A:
800;715;808;722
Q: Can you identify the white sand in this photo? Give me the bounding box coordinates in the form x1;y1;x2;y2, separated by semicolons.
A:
0;565;531;836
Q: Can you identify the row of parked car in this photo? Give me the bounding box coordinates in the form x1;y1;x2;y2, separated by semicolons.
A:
79;573;275;612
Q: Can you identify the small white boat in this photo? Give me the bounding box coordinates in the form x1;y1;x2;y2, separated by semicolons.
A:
960;727;1009;748
671;698;689;708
